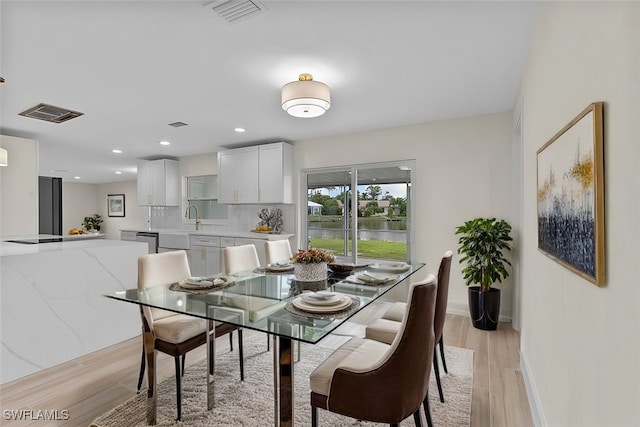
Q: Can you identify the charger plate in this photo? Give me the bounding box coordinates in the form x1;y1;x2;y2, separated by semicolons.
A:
170;277;235;294
284;295;359;319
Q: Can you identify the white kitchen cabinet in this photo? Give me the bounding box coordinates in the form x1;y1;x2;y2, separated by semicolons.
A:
189;235;222;277
258;143;293;203
217;142;293;204
217;147;259;204
137;159;180;206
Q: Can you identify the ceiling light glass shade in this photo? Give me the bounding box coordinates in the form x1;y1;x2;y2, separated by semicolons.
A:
0;148;7;166
281;74;331;118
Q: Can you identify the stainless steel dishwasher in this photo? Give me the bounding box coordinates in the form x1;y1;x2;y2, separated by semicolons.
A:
135;232;159;254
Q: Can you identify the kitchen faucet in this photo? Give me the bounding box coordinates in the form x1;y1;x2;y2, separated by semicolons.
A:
185;204;201;231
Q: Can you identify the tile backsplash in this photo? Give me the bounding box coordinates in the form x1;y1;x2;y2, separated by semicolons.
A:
149;204;295;235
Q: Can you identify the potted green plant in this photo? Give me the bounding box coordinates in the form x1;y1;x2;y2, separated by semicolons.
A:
455;217;512;330
82;214;103;233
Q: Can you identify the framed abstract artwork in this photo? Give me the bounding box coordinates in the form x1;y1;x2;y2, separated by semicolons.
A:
536;102;605;285
107;194;125;217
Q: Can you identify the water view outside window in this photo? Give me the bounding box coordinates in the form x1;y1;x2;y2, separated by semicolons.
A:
304;162;413;262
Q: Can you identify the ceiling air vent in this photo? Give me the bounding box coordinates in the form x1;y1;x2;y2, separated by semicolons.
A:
19;103;83;124
169;121;188;128
204;0;266;24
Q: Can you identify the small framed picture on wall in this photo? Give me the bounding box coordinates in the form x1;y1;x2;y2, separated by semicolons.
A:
107;194;125;217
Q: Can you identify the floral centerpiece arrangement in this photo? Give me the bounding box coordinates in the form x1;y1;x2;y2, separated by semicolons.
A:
290;248;334;281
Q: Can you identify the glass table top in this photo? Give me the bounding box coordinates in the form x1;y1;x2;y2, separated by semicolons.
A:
106;262;425;344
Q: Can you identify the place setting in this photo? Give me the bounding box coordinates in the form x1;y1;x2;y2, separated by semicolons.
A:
368;262;411;273
256;260;294;273
170;275;236;293
343;271;399;285
284;290;360;319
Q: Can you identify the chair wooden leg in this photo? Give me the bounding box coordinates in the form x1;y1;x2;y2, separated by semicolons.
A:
238;328;244;381
229;330;234;351
423;393;433;427
311;405;318;427
439;337;448;374
433;350;444;403
267;333;270;350
174;356;182;421
181;354;186;376
413;409;423;427
136;345;145;393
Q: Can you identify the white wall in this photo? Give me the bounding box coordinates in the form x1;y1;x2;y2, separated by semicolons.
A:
293;112;515;319
0;135;38;236
97;180;149;240
519;2;639;426
62;182;100;233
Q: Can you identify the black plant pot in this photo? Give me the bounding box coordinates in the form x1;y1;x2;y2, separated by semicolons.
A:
468;286;501;330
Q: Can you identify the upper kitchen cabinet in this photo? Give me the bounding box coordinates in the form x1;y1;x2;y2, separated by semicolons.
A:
137;159;180;206
217;142;293;204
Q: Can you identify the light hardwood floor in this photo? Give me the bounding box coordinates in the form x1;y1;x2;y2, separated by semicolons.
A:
0;313;533;427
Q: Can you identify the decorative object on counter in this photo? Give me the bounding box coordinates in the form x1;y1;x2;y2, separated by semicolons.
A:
68;228;86;235
107;194;125;217
82;214;103;232
253;207;283;233
291;248;334;282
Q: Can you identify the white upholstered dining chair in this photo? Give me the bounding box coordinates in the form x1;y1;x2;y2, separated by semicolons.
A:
223;244;261;274
136;250;243;420
264;239;293;265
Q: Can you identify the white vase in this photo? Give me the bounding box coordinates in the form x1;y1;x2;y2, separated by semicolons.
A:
293;262;327;282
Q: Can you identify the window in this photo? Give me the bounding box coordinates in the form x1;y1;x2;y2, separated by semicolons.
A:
185;175;228;222
302;160;414;263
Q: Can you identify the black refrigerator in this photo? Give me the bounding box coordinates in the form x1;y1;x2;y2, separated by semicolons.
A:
39;176;62;235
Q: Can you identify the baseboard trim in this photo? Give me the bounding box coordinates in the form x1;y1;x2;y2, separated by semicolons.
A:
520;349;547;427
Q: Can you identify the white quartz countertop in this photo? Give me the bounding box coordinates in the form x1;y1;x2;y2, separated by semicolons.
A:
0;237;144;257
120;228;294;240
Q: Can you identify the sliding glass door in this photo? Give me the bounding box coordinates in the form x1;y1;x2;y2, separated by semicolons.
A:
303;160;414;264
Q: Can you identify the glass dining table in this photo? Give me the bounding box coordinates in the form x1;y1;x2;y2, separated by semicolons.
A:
105;262;425;426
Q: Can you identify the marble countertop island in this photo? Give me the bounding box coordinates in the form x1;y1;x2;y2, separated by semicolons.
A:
0;238;148;384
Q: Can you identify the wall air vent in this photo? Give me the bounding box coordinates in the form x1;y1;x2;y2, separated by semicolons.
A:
19;103;84;124
204;0;266;24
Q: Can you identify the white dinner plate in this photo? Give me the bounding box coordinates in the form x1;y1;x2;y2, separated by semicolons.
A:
368;262;411;273
299;293;341;306
266;263;294;272
292;295;352;313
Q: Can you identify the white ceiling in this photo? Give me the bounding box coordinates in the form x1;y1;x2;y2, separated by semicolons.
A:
0;1;538;184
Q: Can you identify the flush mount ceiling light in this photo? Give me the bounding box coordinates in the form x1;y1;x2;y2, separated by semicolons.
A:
281;73;331;118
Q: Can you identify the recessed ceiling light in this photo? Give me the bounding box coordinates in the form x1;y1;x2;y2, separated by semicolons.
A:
159;140;171;146
112;149;123;154
234;127;246;133
115;171;122;175
74;176;81;180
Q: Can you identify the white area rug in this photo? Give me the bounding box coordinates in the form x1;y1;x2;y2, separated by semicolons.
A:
91;336;473;426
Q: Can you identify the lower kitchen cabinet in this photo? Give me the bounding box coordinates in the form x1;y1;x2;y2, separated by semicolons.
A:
189;235;222;277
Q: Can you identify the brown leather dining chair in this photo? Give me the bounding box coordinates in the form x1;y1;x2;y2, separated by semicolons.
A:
136;250;243;420
310;275;437;427
365;250;453;404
